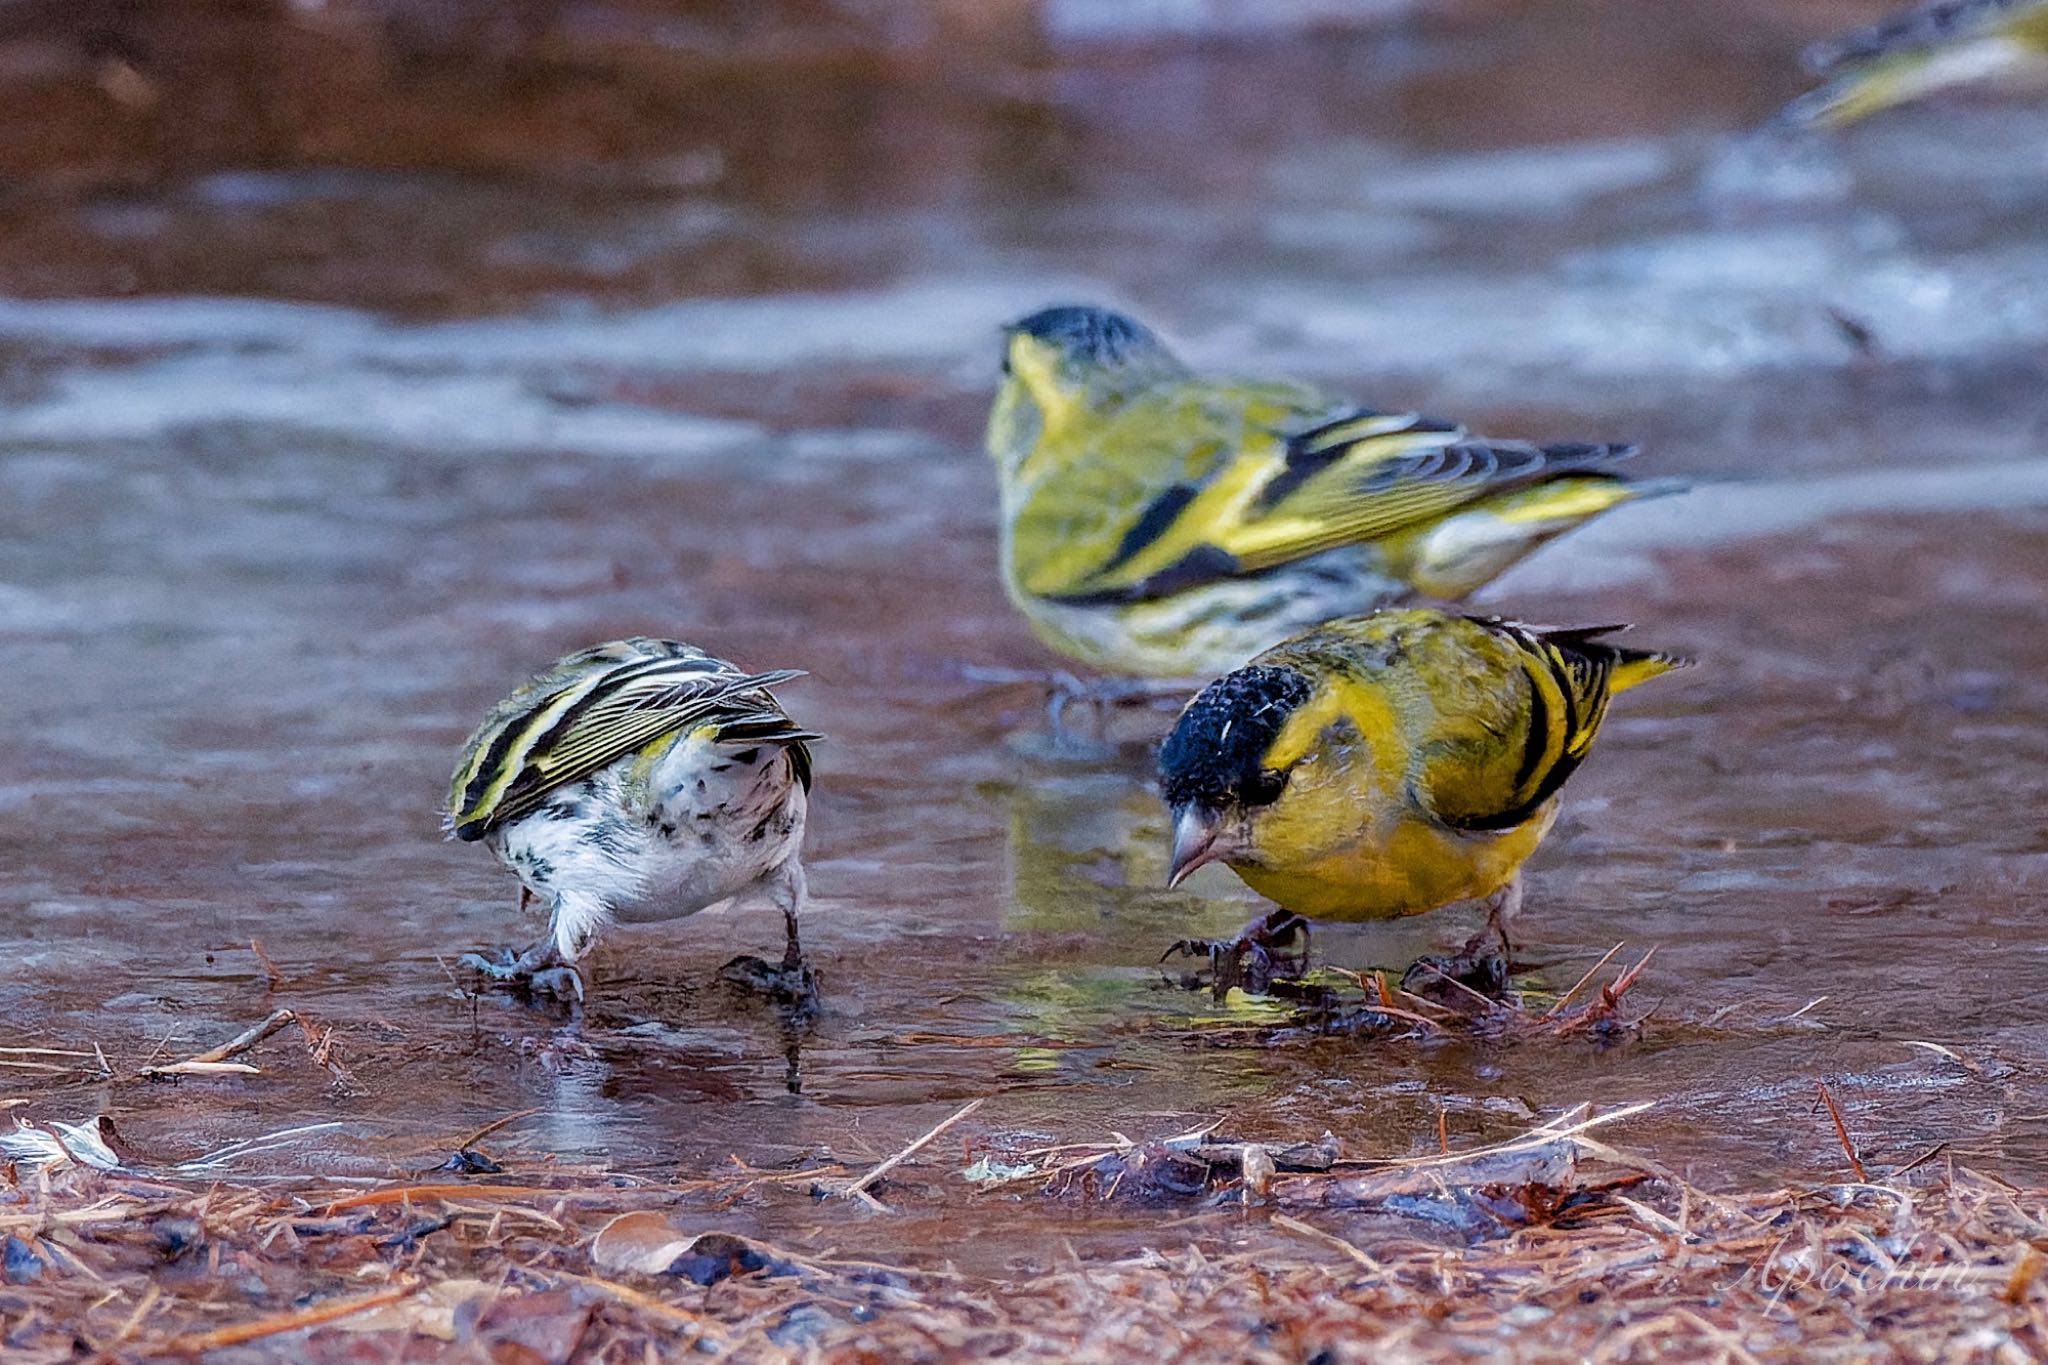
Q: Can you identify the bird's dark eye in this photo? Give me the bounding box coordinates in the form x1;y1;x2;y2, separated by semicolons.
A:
1243;768;1289;807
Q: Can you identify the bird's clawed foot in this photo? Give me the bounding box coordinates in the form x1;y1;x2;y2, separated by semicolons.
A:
723;894;820;1022
1400;883;1522;1006
1399;948;1511;1006
718;952;820;1022
459;942;586;1005
1162;908;1312;997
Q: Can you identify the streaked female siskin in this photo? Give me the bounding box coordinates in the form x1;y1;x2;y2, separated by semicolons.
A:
448;637;820;1005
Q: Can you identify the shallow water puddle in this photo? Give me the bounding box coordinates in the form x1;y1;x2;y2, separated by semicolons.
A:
0;4;2045;1274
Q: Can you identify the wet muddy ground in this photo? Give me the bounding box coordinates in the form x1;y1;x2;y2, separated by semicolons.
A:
1;0;2046;1301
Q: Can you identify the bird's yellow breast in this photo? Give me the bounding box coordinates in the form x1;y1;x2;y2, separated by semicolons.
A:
1234;804;1554;920
1225;666;1557;920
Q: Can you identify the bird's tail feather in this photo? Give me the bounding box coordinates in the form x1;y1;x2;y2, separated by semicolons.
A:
1610;646;1695;693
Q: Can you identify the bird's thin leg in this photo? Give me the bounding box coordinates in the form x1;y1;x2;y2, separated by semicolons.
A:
779;896;805;972
1493;879;1522;958
1162;907;1313;997
1400;879;1519;1004
1463;877;1522;960
718;862;820;1019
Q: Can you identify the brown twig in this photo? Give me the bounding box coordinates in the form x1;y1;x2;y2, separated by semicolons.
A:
555;1270;717;1337
1890;1142;1949;1180
140;1009;297;1079
107;1281;163;1348
249;939;286;992
1604;947;1658;1003
291;1011;360;1092
1813;1081;1868;1182
453;1108;543;1153
1269;1213;1386;1274
319;1183;585;1214
163;1286;413;1351
1544;942;1627;1019
1397;965;1502;1013
839;1098;986;1202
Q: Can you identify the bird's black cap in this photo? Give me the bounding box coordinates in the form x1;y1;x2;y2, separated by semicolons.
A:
1159;665;1314;812
1007;305;1170;368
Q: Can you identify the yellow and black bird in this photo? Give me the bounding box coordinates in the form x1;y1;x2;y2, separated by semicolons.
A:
1789;0;2048;126
1157;610;1687;995
986;305;1671;681
448;637;820;1006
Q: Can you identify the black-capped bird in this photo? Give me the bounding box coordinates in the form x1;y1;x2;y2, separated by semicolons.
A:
1157;610;1688;995
1789;0;2048;126
985;305;1672;680
448;638;820;1006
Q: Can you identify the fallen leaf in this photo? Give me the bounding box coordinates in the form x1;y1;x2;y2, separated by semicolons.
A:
589;1212;694;1275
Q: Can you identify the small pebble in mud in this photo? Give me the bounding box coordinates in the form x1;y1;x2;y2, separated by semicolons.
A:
3;1236;46;1284
433;1148;505;1174
152;1219;202;1261
667;1233;796;1286
768;1302;841;1347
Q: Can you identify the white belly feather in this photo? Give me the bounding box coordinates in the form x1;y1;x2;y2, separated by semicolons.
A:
489;731;807;960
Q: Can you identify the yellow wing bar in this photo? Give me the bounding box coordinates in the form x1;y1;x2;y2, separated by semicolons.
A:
1050;408;1636;605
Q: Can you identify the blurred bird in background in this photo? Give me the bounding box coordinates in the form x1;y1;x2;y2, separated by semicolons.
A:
1789;0;2048;125
985;305;1674;685
1157;610;1688;998
448;637;821;1008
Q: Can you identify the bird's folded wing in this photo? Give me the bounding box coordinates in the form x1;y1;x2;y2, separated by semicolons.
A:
1038;400;1634;603
1417;621;1621;835
450;660;806;838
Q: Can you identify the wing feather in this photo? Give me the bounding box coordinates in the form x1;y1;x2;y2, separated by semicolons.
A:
448;648;813;841
1423;618;1626;834
1040;394;1636;604
1236;439;1638;569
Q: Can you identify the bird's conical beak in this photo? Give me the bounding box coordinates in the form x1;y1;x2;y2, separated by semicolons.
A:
1167;806;1224;888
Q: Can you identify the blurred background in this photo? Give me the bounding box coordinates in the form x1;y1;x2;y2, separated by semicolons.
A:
0;0;2038;309
1;0;2045;1195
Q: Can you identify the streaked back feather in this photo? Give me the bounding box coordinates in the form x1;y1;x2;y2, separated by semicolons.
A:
1434;617;1690;831
448;638;817;841
1246;611;1688;837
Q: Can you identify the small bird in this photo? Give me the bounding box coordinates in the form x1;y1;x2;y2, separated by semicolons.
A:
447;637;820;1006
985;305;1670;681
1789;0;2048;126
1156;610;1687;996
